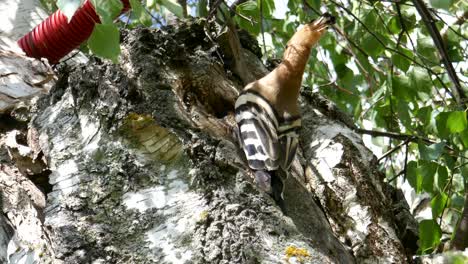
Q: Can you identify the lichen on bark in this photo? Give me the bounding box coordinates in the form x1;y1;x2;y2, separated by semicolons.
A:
1;18;419;263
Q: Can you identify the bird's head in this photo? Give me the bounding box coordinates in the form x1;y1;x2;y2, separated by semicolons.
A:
289;13;335;48
309;13;336;29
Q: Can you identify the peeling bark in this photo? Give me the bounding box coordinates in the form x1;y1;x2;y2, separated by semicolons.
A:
0;51;55;113
0;19;422;263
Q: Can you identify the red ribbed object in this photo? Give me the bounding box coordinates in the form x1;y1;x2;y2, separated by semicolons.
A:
18;0;130;63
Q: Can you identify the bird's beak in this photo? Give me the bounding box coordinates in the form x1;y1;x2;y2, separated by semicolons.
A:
310;13;336;30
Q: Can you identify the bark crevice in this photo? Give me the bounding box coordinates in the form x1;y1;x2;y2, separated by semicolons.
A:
0;18;419;263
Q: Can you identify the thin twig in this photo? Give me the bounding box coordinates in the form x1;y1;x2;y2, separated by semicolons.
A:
125;10;132;28
208;0;223;20
439;170;455;226
411;0;466;105
431;9;468;41
403;140;409;181
330;0;458;101
221;0;255;24
332;25;370;58
144;7;164;25
60;50;82;64
356;128;422;143
355;128;468;161
395;3;448;107
259;0;267;57
377;138;410;162
335;41;375;93
302;0;321;16
389;170;404;183
315;75;355;95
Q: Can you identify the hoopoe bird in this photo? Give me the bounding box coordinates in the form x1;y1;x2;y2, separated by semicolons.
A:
235;14;335;203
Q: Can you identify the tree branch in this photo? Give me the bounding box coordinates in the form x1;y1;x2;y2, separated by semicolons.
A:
451;192;468;250
411;0;466;105
377;138;409;162
328;0;459;103
356;128;420;142
430;9;468;41
355;128;468;162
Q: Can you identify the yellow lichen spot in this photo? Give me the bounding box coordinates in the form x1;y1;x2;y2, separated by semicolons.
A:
123;113;155;130
284;245;311;263
199;210;209;222
120;113;182;163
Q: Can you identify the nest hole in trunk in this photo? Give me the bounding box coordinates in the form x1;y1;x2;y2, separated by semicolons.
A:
179;76;237;119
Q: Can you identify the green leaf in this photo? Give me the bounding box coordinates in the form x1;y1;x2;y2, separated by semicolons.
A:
400;11;417;31
361;32;385;58
407;161;422;193
364;10;378;32
88;24;120;63
451;194;465;211
159;0;184;18
417;37;439;63
238;0;257;11
392;54;410;72
431;192;448;218
416;106;432;129
419;219;442;253
130;0;152;26
397;99;412;129
236;1;260;34
460;129;468;148
306;0;321;11
197;0;208;17
392;75;413;100
91;0;123;24
287;0;298;11
57;0;84;20
392;47;412;72
446;111;467;133
436;112;450;138
435;165;448;191
388;16;401;34
258;0;275;18
335;64;353;80
420;160;438;193
419;142;445;161
407;160;441;194
430;0;453;10
409;67;432;96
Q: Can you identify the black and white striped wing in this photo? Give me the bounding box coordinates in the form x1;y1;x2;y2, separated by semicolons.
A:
278;118;301;170
235;91;280;171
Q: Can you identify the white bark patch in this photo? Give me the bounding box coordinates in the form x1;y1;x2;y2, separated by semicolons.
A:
49;160;79;195
79;114;101;152
5;130;31;156
311;123;373;165
44;207;75;228
167;170;178;179
346;202;371;239
313;142;344;182
0;0;48;51
123;169;205;262
123;187;167;211
122;170;192;212
7;234;40;264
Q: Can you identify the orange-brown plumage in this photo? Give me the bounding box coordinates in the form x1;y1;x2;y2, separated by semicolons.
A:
234;14;335;202
244;14;335;117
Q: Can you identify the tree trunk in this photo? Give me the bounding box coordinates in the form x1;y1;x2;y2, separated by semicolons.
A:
1;19;420;263
451;192;468;250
